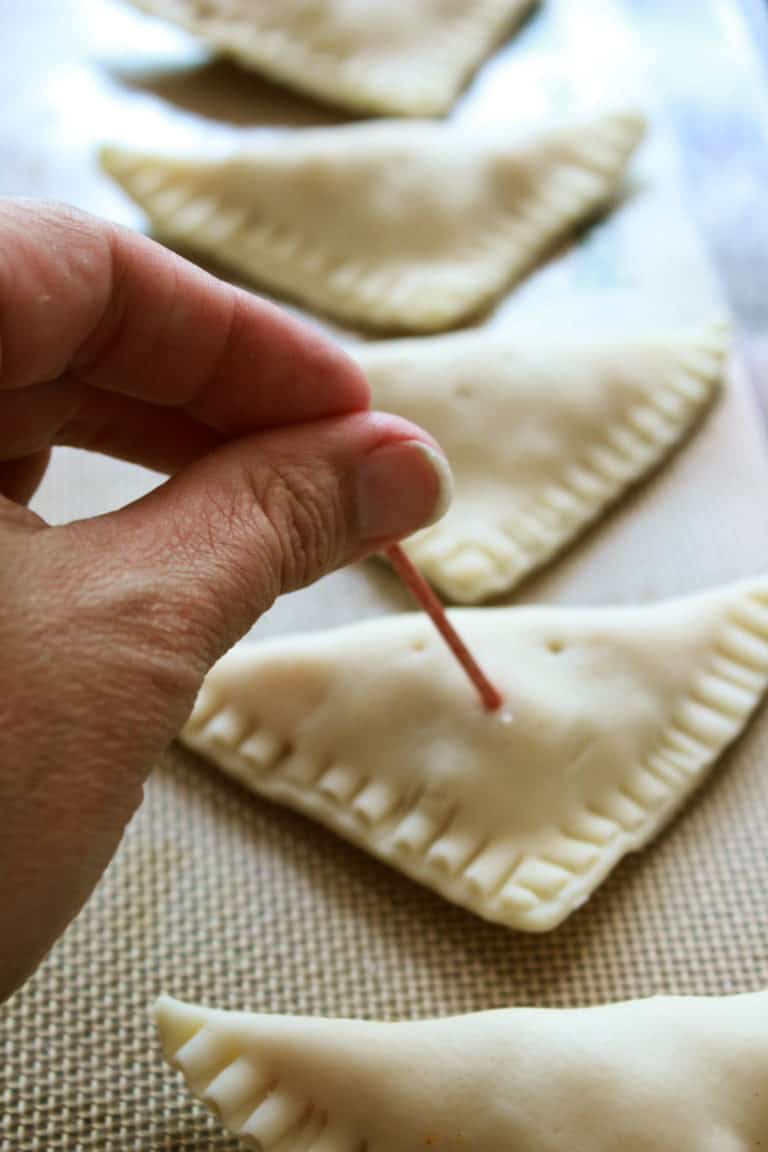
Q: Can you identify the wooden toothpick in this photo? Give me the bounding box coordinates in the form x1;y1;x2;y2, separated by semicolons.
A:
387;544;504;713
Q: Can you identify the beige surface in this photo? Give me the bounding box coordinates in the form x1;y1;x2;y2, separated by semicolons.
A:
155;993;768;1151
2;1;768;1150
356;324;726;602
123;0;537;117
183;579;768;933
100;112;644;332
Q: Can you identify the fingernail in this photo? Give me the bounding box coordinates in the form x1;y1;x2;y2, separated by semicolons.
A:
356;440;453;543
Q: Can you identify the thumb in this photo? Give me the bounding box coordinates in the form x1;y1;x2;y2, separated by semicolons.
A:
0;411;448;997
63;409;451;671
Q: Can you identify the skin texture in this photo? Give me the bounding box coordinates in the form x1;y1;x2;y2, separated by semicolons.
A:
0;200;448;1002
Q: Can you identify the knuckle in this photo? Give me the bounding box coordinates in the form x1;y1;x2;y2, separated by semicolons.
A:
171;457;346;600
162;476;284;635
116;456;348;664
255;460;344;592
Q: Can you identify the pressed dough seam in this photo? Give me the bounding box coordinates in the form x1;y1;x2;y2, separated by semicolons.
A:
422;329;724;601
503;336;721;558
168;1013;354;1151
182;580;768;930
102;114;640;331
510;584;768;917
180;180;588;323
128;0;525;114
461;582;768;914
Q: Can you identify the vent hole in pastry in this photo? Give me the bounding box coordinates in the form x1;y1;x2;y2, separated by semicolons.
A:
547;640;565;655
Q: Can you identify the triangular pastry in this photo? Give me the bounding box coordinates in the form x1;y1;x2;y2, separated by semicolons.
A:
181;578;768;931
100;114;644;332
124;0;538;117
154;992;768;1151
356;321;725;602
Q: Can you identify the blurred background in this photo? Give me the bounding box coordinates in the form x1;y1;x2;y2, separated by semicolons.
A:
3;7;768;1151
2;0;768;534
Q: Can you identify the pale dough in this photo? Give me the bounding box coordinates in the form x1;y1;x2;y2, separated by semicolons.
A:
181;577;768;931
100;113;644;332
124;0;538;116
356;321;725;602
154;991;768;1151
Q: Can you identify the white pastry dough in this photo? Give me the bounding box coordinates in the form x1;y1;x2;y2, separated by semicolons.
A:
181;578;768;931
154;991;768;1151
124;0;538;116
357;322;725;603
100;114;644;332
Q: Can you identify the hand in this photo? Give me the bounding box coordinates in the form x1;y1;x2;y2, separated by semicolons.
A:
0;200;450;1000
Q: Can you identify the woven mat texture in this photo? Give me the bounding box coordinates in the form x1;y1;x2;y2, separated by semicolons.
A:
3;364;768;1149
3;0;768;1127
2;715;768;1152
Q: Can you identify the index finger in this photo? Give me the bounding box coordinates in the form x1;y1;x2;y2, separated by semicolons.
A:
0;199;370;433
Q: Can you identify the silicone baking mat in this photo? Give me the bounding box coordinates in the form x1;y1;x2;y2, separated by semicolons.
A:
2;1;768;1148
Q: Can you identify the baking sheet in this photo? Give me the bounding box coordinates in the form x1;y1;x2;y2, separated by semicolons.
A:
27;0;768;614
2;1;768;1149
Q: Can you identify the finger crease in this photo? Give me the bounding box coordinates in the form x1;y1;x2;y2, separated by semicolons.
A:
66;225;130;384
